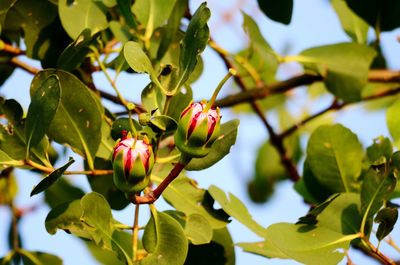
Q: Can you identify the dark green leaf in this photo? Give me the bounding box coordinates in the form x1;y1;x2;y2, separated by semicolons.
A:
332;0;369;43
307;124;363;193
360;167;397;234
156;0;187;60
184;227;235;265
375;207;398;241
366;136;393;164
44;178;85;208
149;115;177;133
300;43;376;102
31;70;103;169
238;223;360;264
30;157;74;196
140;210;188;265
111;118;142;141
256;0;293;24
117;0;137;30
86;158;129;210
25;75;60;150
208;185;266;237
58;0;108;39
19;250;62;265
57;29;100;71
186;120;239;170
345;0;400;31
174;3;210;94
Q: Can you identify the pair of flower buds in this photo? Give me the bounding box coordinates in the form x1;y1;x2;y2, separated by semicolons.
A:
112;101;221;193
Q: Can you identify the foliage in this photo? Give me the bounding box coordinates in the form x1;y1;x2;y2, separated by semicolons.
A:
0;0;400;265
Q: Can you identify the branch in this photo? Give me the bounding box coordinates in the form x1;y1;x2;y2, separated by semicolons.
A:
211;40;300;182
279;85;400;138
1;43;25;56
215;70;400;108
9;57;40;75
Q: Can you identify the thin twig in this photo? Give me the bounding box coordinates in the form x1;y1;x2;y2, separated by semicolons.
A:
1;43;25;55
132;204;140;261
9;57;40;75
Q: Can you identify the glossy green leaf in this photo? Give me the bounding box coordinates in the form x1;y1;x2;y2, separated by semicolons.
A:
30;157;75;197
123;41;166;93
174;3;210;94
57;29;100;71
59;0;108;39
31;70;103;169
374;207;398;241
3;0;65;64
25;75;60;150
387;99;400;148
132;0;176;43
156;0;187;60
332;0;369;43
0;99;51;167
256;0;293;24
140;210;188;265
307;124;363;193
185;227;235;265
300;43;376;102
151;166;229;229
187;120;239;171
86;158;129;210
45;193;133;265
239;223;360;265
345;0;400;31
208;185;266;237
44;178;85;208
19;250;62;265
360;167;397;234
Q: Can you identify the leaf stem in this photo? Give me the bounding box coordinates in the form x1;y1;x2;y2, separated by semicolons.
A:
23;159;113;175
361;236;396;265
204;68;236;111
132;204;140;261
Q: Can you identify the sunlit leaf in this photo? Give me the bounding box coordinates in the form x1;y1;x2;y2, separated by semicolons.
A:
18;250;62;265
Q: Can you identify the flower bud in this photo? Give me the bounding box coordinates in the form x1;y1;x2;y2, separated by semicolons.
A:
174;101;221;158
112;134;154;193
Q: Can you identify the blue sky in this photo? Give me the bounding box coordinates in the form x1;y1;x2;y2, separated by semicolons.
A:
1;0;400;264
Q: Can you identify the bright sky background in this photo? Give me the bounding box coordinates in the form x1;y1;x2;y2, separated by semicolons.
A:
1;0;400;264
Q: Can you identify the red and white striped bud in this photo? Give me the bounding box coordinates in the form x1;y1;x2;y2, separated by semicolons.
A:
174;101;221;158
112;134;154;193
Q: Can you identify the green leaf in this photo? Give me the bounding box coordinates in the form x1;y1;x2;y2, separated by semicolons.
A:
306;124;363;193
174;3;210;94
387;99;400;148
239;223;360;265
0;172;17;205
300;43;376;102
31;70;103;169
208;185;266;237
57;29;100;71
116;0;137;30
25;75;60;150
242;13;279;83
140;210;188;265
96;119;116;159
123;41;166;94
45;193;133;265
332;0;369;43
297;194;340;225
360;167;397;234
30;157;75;197
58;0;108;39
149;115;177;133
86;158;129;210
151;167;229;229
44;178;85;208
374;207;398;241
256;0;293;25
110;117;142;141
185;227;235;265
18;250;62;265
366;136;393;164
345;0;400;31
186;120;239;170
156;0;187;60
132;0;176;43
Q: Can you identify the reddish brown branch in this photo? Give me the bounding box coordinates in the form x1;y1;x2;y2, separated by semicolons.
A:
1;43;25;56
131;162;187;204
9;57;40;75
